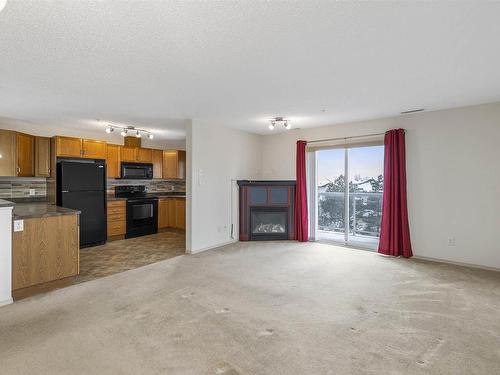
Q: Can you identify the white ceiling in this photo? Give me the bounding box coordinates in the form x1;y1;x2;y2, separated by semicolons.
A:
1;1;500;137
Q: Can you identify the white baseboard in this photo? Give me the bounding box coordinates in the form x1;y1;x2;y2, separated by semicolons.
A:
187;239;238;254
0;298;13;308
413;255;500;273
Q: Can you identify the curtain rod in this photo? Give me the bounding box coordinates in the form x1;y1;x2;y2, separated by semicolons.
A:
306;130;404;144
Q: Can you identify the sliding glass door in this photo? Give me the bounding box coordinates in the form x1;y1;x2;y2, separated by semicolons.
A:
315;144;384;249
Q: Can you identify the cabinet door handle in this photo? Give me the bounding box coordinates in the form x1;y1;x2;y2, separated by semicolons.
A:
17;166;21;174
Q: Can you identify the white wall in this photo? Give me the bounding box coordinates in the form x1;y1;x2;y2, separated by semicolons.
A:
0;206;13;307
187;121;262;253
261;102;500;269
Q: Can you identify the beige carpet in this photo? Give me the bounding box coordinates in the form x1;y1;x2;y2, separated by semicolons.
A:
1;241;499;375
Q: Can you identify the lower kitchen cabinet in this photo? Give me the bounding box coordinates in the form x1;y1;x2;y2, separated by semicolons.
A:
12;214;79;290
175;198;186;229
158;197;186;229
107;200;126;238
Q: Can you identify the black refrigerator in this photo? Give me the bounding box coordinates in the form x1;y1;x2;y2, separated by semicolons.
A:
57;159;107;248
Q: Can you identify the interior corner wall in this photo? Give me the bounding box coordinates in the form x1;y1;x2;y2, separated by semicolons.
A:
187;121;262;253
260;102;500;269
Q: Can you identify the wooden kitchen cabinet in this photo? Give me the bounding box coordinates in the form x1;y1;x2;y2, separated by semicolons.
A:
54;136;82;158
106;144;121;178
158;197;185;229
158;198;169;228
16;132;35;176
152;149;163;178
54;136;107;159
0;130;16;176
175;198;186;229
162;150;186;179
120;146;137;162
35;136;51;177
12;214;79;291
121;147;153;163
136;148;153;163
82;139;107;159
107;200;126;238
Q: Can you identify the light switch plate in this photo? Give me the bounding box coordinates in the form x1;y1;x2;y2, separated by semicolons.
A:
14;220;24;232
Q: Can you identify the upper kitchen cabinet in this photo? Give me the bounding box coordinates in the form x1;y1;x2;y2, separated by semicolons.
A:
152;149;163;179
54;136;82;158
106;144;121;178
16;132;35;177
121;146;137;162
82;139;107;159
0;130;16;176
53;136;107;159
162;150;186;179
121;146;153;163
35;136;51;177
136;148;153;163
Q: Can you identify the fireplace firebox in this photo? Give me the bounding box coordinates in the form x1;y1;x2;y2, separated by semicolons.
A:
237;180;296;241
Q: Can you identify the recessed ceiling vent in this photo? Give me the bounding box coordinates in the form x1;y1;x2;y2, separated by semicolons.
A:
400;108;424;115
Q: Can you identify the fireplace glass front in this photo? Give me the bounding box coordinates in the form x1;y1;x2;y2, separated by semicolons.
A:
250;208;288;240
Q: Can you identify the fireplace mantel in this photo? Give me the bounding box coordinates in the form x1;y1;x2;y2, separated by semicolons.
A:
237;180;296;241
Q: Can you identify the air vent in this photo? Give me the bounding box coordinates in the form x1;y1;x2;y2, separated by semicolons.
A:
400;109;424;115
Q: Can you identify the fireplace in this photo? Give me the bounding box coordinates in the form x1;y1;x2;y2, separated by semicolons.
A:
237;180;296;241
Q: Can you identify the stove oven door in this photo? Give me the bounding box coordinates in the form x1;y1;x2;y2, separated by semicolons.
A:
126;198;158;238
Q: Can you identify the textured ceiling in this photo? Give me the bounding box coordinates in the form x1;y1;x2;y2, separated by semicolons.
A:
1;0;500;137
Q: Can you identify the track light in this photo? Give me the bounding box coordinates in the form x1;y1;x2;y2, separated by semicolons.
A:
103;121;154;139
268;117;291;131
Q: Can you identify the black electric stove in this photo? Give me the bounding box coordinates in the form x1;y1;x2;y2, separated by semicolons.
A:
115;185;159;238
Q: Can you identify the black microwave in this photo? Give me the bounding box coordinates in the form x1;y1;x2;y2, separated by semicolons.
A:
120;162;153;179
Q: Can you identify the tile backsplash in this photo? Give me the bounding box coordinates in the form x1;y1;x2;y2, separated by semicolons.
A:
0;177;47;199
0;177;185;199
106;179;186;195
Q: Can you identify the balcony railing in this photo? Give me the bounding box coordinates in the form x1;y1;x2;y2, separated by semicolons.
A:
317;191;383;238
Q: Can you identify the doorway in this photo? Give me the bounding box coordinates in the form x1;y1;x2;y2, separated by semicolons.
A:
313;144;384;249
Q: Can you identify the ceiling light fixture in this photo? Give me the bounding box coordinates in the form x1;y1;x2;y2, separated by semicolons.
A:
269;117;291;131
101;120;154;139
0;1;7;14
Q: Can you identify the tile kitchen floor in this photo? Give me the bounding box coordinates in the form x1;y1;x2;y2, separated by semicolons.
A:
75;229;186;284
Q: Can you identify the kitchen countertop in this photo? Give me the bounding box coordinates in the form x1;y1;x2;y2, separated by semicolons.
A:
13;202;81;219
106;193;186;201
0;199;16;208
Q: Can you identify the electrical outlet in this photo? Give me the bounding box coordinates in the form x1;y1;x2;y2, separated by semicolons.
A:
29;189;36;196
14;220;24;232
447;237;456;246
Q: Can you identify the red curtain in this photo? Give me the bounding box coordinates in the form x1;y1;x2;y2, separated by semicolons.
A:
378;129;413;258
295;140;308;241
